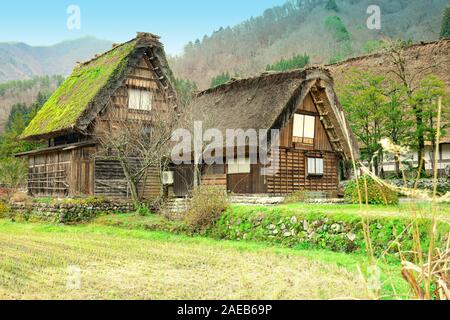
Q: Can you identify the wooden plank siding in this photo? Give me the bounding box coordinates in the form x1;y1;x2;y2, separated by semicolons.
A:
89;55;167;200
266;149;339;194
94;158;161;199
226;92;339;195
27;150;71;197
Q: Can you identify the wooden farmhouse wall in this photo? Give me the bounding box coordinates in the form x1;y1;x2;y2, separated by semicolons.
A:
27;150;72;197
91;55;170;200
27;145;96;197
195;93;341;196
266;93;340;194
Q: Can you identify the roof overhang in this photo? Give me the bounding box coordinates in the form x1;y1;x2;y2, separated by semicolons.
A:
15;141;97;158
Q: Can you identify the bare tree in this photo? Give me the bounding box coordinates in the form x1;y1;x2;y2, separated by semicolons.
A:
96;104;181;207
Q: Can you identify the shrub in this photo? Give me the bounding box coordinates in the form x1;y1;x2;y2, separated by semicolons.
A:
136;204;151;216
344;175;399;205
0;201;10;218
61;196;109;206
184;186;229;232
10;192;31;204
0;158;27;189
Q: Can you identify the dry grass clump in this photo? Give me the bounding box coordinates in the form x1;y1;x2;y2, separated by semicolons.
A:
341;97;450;300
402;249;450;300
9;192;32;204
184;186;229;232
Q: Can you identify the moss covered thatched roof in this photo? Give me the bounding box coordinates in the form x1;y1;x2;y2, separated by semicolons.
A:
21;32;175;140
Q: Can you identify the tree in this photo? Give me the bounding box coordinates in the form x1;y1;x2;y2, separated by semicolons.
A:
96;102;181;207
174;78;198;109
410;75;449;173
385;41;449;175
0;157;27;190
325;0;339;12
324;16;351;42
380;79;414;177
339;70;390;176
266;53;310;71
210;72;231;88
440;6;450;39
0;92;49;158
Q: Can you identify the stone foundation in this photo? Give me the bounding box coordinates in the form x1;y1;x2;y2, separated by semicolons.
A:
9;201;134;224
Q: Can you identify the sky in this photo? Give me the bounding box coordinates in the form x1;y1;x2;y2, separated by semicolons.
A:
0;0;286;55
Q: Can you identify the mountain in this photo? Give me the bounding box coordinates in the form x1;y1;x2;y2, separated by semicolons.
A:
0;76;64;132
169;0;449;89
0;37;113;83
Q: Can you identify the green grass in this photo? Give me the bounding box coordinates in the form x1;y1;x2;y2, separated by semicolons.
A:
266;202;450;221
0;219;410;300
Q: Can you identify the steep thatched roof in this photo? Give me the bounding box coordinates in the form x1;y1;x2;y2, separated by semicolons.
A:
187;66;359;160
21;32;176;140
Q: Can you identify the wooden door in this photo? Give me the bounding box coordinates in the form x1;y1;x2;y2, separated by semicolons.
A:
173;165;194;197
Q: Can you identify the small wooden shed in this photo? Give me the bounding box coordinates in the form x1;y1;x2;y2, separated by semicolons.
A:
17;32;177;199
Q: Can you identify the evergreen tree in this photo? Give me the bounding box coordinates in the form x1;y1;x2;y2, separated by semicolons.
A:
174;78;198;108
210;72;231;88
266;53;310;71
325;0;339;12
441;6;450;39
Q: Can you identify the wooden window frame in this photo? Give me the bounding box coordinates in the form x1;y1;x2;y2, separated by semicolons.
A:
227;157;251;175
307;157;324;177
293;113;315;145
128;88;153;111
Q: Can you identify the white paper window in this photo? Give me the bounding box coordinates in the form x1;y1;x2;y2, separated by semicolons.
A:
293;114;305;137
307;158;324;176
128;89;152;111
293;114;315;143
140;91;152;111
303;115;315;138
228;157;251;174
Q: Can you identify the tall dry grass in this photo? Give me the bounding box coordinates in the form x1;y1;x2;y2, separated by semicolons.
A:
342;97;449;300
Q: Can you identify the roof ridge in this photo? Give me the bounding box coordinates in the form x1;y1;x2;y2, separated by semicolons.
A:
77;38;137;67
197;66;330;97
77;32;161;67
327;38;450;68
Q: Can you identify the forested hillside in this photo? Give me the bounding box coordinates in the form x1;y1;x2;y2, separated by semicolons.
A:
0;76;63;132
169;0;449;89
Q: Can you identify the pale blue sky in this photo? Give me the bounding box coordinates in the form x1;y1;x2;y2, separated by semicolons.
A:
0;0;286;55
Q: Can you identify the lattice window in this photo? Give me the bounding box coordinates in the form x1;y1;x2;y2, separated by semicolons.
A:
307;157;324;176
227;157;251;174
293;114;315;144
128;89;152;111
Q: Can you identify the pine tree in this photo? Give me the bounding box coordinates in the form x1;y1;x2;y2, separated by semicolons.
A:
325;0;339;12
210;72;231;88
440;6;450;39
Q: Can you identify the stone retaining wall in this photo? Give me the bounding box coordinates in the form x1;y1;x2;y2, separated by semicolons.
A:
9;202;134;224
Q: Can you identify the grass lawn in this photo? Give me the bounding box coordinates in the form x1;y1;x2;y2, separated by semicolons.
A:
276;202;450;222
0;219;409;300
